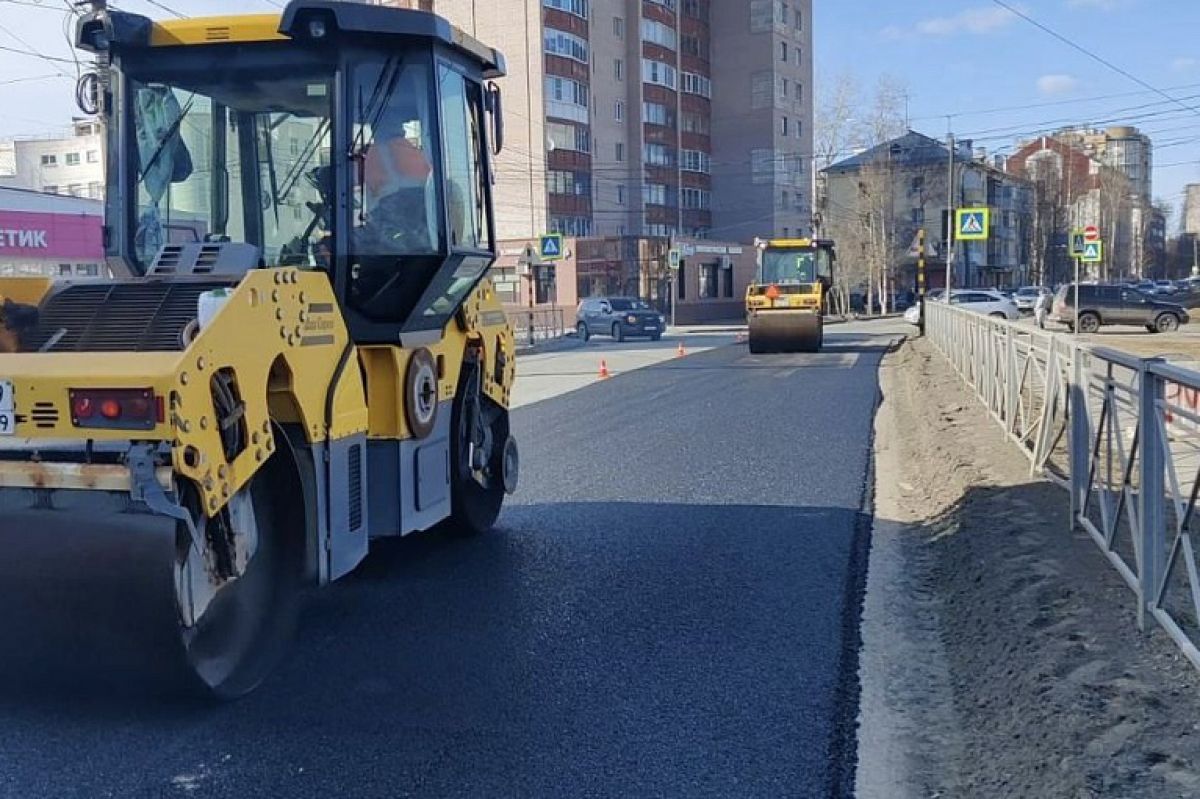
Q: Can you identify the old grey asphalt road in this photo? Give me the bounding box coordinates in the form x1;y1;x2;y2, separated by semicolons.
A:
0;322;901;798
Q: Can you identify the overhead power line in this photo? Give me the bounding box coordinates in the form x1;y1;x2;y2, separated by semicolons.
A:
991;0;1200;119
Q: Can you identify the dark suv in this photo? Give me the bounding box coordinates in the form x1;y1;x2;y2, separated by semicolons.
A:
1051;284;1189;333
576;297;665;342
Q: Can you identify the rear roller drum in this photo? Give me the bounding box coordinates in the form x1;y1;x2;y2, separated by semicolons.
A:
446;358;517;536
171;450;303;699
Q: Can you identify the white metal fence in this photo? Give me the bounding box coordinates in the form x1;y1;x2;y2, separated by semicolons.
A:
926;300;1200;670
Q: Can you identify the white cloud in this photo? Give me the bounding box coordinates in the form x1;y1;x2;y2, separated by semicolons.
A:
1172;57;1198;73
1037;74;1080;96
914;7;1019;36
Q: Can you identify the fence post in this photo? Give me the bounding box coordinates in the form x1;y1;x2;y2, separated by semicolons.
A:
1137;359;1166;632
1005;324;1018;431
1069;344;1089;533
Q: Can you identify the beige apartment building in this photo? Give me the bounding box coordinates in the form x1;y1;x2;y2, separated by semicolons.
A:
373;0;813;244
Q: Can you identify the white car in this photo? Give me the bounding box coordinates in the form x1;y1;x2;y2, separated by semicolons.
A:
1013;286;1049;312
903;290;1020;324
947;289;1021;320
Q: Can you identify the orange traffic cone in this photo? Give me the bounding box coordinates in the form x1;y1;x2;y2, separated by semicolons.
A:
676;341;686;358
598;359;610;379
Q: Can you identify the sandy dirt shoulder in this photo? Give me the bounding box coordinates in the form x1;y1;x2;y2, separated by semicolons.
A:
857;336;1200;798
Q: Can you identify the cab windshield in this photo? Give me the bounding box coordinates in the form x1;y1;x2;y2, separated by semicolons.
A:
129;59;334;269
760;248;831;284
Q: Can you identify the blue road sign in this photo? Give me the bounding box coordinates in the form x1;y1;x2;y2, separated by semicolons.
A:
956;208;989;241
539;233;564;261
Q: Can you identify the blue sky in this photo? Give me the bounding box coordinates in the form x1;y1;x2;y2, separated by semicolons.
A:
816;0;1200;226
0;0;1197;226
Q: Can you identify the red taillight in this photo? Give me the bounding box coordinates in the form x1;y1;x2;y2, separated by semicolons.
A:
69;388;158;430
72;396;94;419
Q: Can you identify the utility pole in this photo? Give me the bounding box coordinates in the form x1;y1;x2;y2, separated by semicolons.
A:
917;228;926;336
946;130;955;299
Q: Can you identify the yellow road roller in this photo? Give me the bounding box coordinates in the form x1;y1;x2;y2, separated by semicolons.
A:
745;238;836;353
0;1;519;697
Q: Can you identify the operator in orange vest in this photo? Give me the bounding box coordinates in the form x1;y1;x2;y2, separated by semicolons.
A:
358;109;435;253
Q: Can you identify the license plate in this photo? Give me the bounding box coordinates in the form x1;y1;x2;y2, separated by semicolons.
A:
0;380;14;436
774;298;791;308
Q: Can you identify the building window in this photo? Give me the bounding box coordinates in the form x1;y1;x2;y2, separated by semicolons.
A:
780;42;787;62
547;121;591;153
781;116;788;136
643;101;672;127
680;34;707;60
643;143;674;166
617;184;626;205
613;16;624;38
796;83;803;102
782;226;789;237
67;184;83;197
65;152;81;166
614;59;623;81
751;149;773;184
41;154;56;167
643;183;670;206
680;149;710;173
681;187;710;209
615;141;625;162
723;265;734;297
87;181;102;198
76;263;99;277
86;149;99;163
614;100;624;121
58;264;71;276
682;112;708;134
543;0;588;19
641;18;677;50
550;216;593;236
681;72;711;98
777;2;788;24
42;184;57;194
677;262;686;298
683;0;708;20
641;58;677;89
782;189;789;207
645;0;676;10
699;262;718;299
795;7;802;28
547;170;591;196
544;29;589;63
545;76;590;122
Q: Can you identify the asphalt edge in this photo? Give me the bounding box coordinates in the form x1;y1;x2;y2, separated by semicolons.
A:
825;335;902;799
852;337;964;799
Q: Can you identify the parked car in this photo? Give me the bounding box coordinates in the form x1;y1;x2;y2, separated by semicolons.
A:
1051;284;1189;333
903;304;921;325
576;297;665;342
1013;285;1050;312
946;289;1021;320
1154;280;1178;295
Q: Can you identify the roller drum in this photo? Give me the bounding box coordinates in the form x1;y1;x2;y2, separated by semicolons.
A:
747;311;822;353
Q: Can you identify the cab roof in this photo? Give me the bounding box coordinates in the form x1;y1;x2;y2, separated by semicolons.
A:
76;0;505;78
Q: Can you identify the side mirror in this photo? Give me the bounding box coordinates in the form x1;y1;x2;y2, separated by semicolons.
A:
486;82;503;155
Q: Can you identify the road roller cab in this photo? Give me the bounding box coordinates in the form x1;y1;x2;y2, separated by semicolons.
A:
0;1;517;698
745;238;836;354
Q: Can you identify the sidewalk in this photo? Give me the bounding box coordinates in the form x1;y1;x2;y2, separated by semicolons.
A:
858;336;1200;798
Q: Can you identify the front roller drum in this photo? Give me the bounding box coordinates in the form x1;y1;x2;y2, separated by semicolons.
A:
747;311;823;354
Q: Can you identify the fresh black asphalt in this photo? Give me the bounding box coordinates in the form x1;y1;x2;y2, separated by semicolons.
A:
0;331;893;798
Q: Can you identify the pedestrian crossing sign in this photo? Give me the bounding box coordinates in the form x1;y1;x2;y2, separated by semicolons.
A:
955;208;990;241
1081;240;1103;264
1070;229;1087;258
539;233;564;261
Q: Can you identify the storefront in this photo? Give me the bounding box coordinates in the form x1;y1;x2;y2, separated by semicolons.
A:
0;188;103;278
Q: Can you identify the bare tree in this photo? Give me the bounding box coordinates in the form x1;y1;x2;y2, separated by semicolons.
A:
1026;153;1065;286
1096;166;1132;281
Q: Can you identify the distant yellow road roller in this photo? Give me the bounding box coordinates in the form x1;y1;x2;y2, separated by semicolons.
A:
745;238;836;353
0;1;520;698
